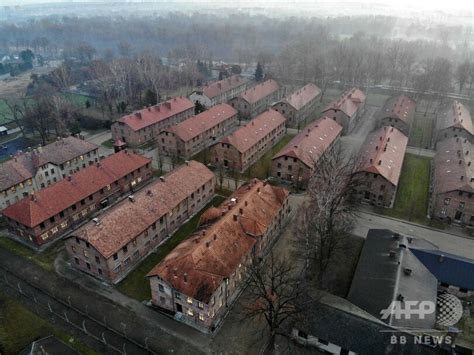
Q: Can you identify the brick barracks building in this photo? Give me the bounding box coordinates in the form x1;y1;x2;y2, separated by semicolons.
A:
435;100;473;146
271;83;321;128
377;95;416;137
66;161;215;283
147;179;290;330
158;104;238;160
111;97;194;147
355;126;408;208
209;109;286;173
321;87;366;135
271;117;342;186
229;79;282;120
2;151;152;247
432;137;474;225
189;75;249;108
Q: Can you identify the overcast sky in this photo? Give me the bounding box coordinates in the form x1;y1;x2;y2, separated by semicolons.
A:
2;0;473;12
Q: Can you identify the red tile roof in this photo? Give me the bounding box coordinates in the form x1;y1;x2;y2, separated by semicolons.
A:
167;104;237;142
380;95;416;124
357;126;408;186
434;137;474;194
280;83;321;111
74;161;215;258
219;109;286;153
117;97;194;132
322;87;366;119
240;79;280;104
437;100;473;135
148;179;289;303
202;75;248;99
273;117;342;168
0;136;98;191
2;151;151;228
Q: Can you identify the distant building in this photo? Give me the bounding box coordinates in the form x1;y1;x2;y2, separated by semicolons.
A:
0;136;99;210
271;83;321;128
355;126;408;207
435;101;473;146
111;97;194;147
66;161;215;283
271;117;342;186
229;79;282;119
158;104;238;160
321;87;366;135
377;95;416;136
189;75;249;108
348;229;438;329
2;151;152;247
432;137;474;225
147;179;290;330
209;109;286;172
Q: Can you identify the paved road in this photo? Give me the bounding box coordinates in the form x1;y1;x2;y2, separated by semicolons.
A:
353;211;474;259
82;130;113;157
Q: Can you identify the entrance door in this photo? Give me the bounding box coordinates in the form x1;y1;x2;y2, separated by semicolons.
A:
455;211;463;221
176;303;183;313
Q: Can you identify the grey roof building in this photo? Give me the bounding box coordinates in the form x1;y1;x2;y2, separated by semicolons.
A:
347;229;439;329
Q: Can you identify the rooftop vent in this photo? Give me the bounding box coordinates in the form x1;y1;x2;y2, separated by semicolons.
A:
404;268;413;276
159;176;165;182
129;195;135;203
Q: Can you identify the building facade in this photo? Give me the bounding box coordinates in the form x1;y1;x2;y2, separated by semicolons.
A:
2;151;152;247
271;83;321;128
377;95;416;137
271;117;342;186
0;136;99;210
158;104;238;160
147;179;290;330
111;97;194;147
65;161;216;283
435;100;473;147
189;75;249;108
209;109;286;172
321;87;366;135
432;137;474;225
355;126;408;208
229;79;282;120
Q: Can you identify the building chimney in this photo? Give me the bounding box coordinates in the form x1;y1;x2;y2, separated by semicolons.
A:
160;176;165;182
378;160;382;165
135;112;142;119
67;175;72;181
239;208;243;215
233;214;238;221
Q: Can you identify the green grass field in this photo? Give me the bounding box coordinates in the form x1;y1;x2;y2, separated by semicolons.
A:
117;195;226;301
409;112;434;148
365;92;390;107
0;237;63;273
244;133;296;180
0;292;97;355
382;154;438;226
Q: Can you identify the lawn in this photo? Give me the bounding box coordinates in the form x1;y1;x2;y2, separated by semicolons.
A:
0;292;97;355
409;112;434;149
0;99;15;124
382;154;436;226
101;138;114;149
0;237;63;272
244;133;296;180
365;92;390;107
117;195;226;301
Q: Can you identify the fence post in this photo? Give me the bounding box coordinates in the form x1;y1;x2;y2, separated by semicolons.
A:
82;320;87;334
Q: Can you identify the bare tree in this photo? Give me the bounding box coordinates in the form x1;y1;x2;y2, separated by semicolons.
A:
1;99;27;137
243;253;309;353
293;143;363;288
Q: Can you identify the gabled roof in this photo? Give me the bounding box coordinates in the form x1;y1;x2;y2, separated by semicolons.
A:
322;87;366;119
74;161;215;259
166;104;237;142
278;83;321;111
357;126;408;186
0;136;98;191
117;97;194;131
201;75;248;99
239;79;279;104
433;137;474;194
380;95;416;124
148;180;289;303
437;100;473;135
2;151;151;228
272;117;342;168
219;109;286;153
348;229;438;329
